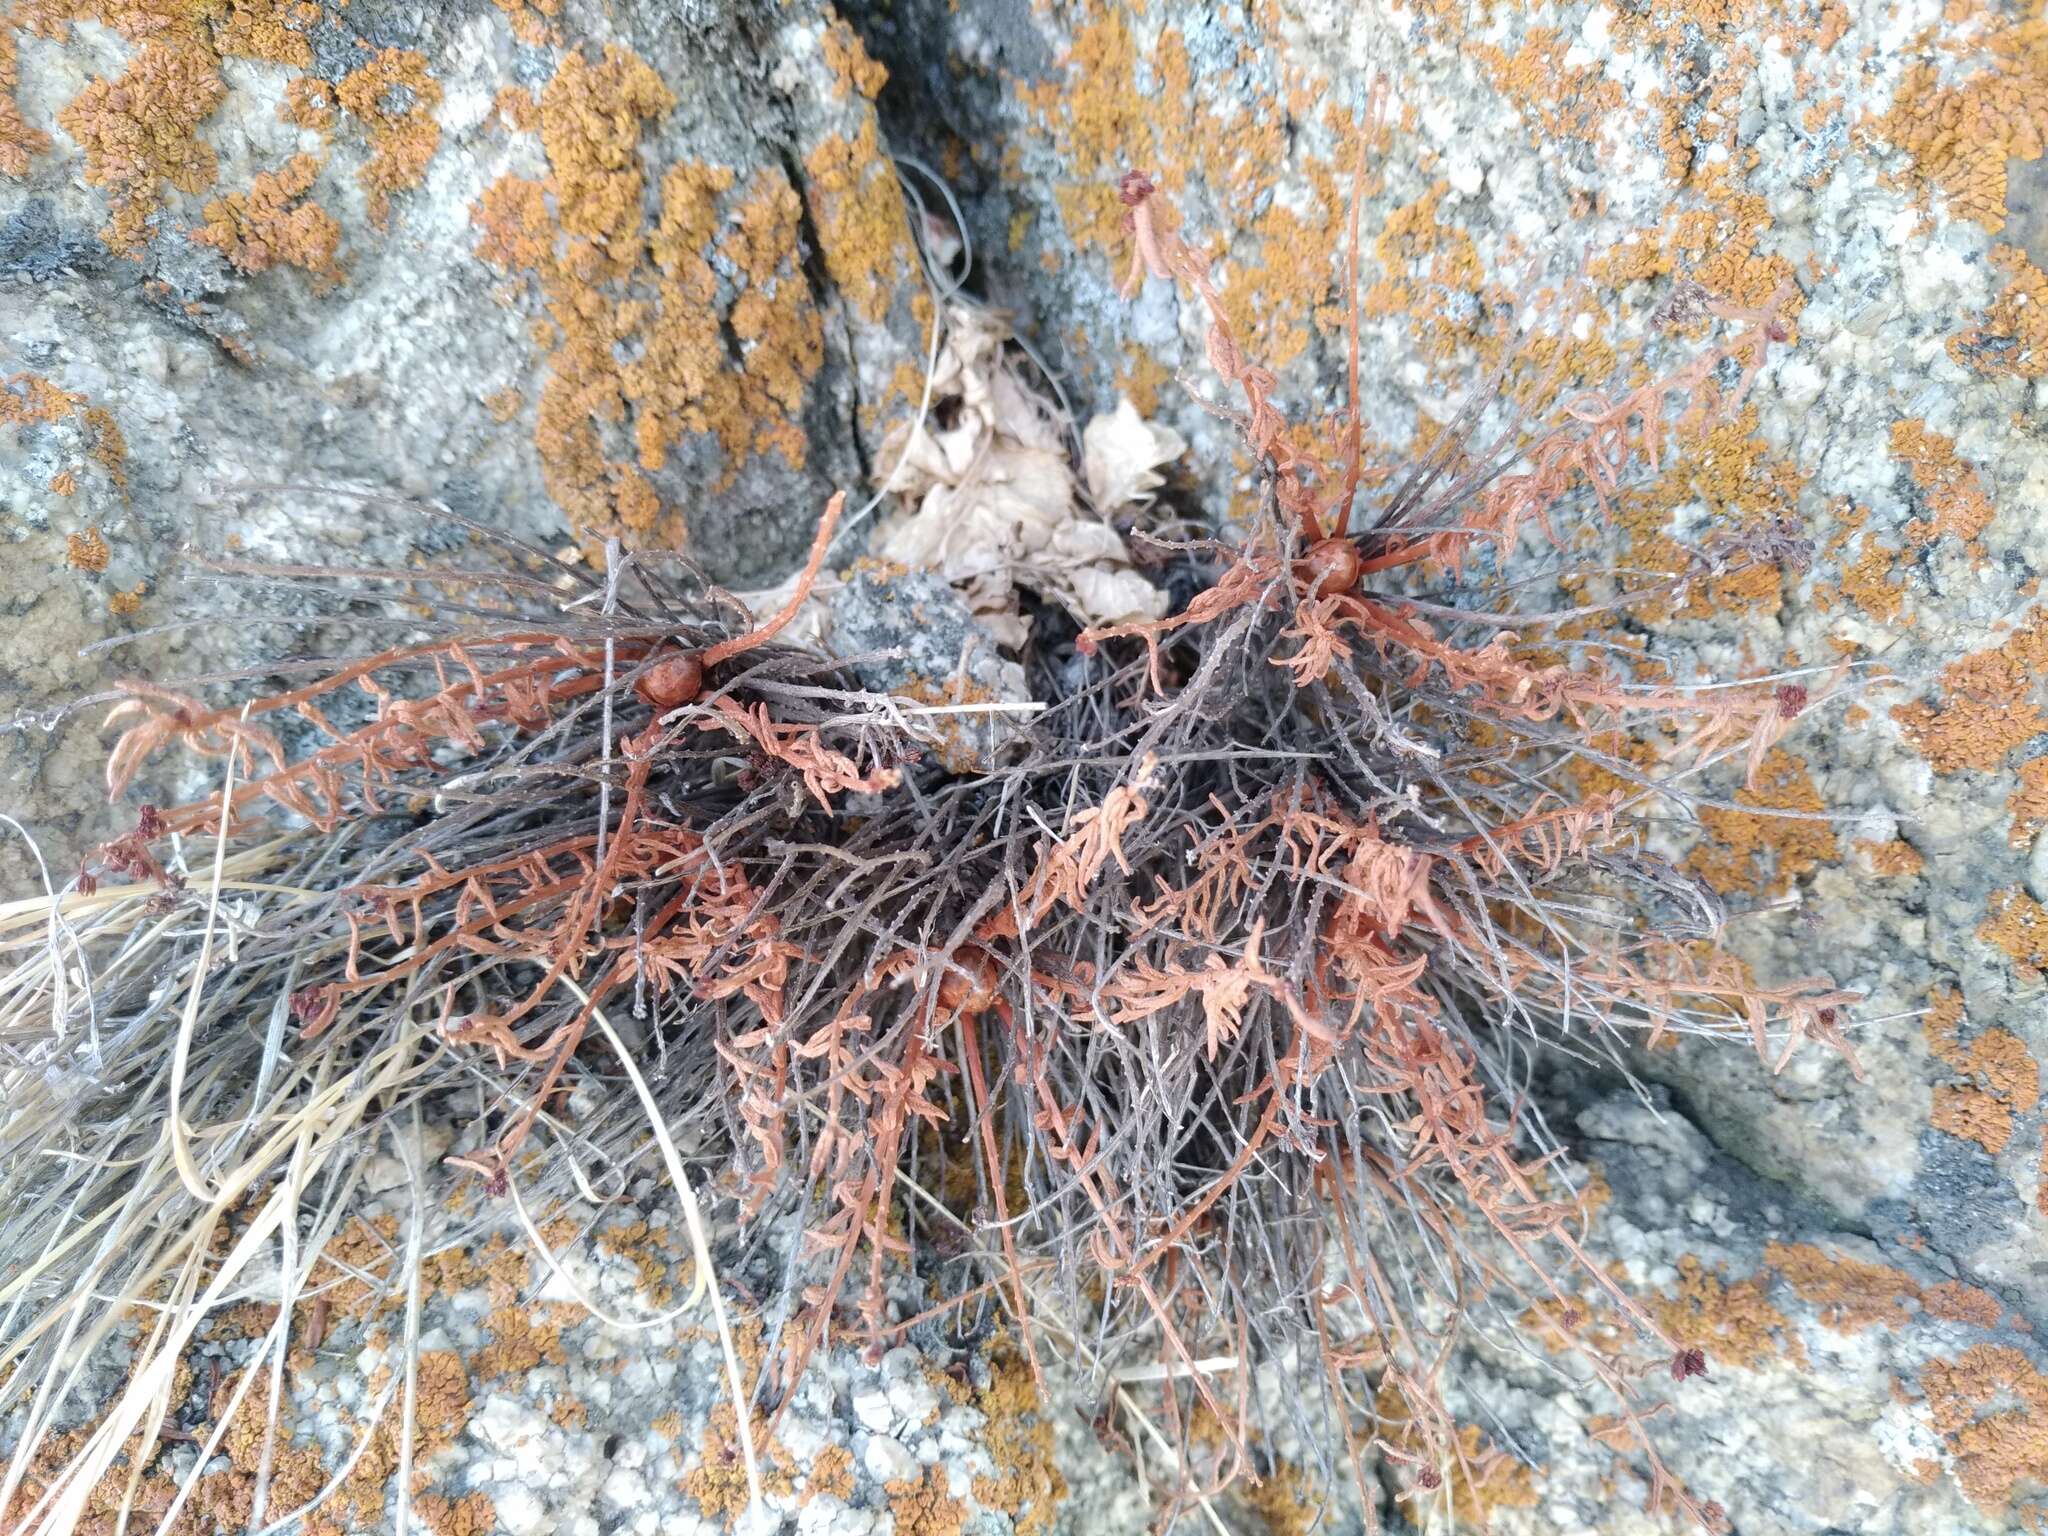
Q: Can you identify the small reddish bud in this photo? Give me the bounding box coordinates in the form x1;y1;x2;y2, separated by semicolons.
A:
1416;1466;1443;1490
1299;537;1362;597
634;651;704;712
935;945;1002;1017
1117;169;1157;206
1775;683;1808;719
75;867;98;897
290;984;339;1036
136;804;165;840
1672;1347;1709;1381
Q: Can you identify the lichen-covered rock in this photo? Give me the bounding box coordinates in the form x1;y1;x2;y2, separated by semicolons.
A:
1430;1078;2045;1535
0;1137;1098;1536
2;0;929;882
841;0;2048;1520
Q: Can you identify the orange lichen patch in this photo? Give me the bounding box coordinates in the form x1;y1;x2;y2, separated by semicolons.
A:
335;48;442;226
471;173;552;270
306;1211;402;1321
1685;749;1838;898
636;160;822;479
0;376;79;436
2011;759;2048;847
57;41;226;254
1;27;52;176
1869;12;2048;234
1446;1430;1542;1526
48;467;77;495
318;1348;475;1527
1653;1255;1805;1371
595;1214;689;1306
1951;245;2048;378
1013;8;1150;257
1597;390;1810;627
1588;230;1672;290
205;1301;282;1343
894;672;1007;774
415;1490;496;1536
484;386;523;422
806;1442;857;1503
1924;1281;2004;1329
1855;838;1924;877
30;0;342;249
1921;1345;2048;1509
803;115;919;327
1591;170;1806;319
1893;418;1996;548
1217;174;1352;373
1836;532;1908;625
193;152;343;285
681;1403;792;1522
282;75;336;133
1922;985;2040;1152
1013;10;1359;386
473;41;832;543
1763;1241;1917;1332
1375;1380;1541;1528
1520;1297;1631;1362
65;526;110;572
1980;888;2048;979
491;84;538;133
472;80;659;531
821;16;888;101
537;47;672;250
109;581;145;615
84;404;126;486
1936;1084;2024;1154
970;1340;1065;1536
548;1394;590;1432
473;1304;569;1378
200;1361;332;1526
491;0;561;49
887;1468;967;1536
1361;179;1490;372
206;0;317;66
1893;608;2048;774
1470;27;1626;146
1240;1460;1317;1535
1116;348;1174;418
1688;177;1805;315
421;1230;533;1306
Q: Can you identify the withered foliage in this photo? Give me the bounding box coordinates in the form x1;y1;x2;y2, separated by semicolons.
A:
2;183;1857;1531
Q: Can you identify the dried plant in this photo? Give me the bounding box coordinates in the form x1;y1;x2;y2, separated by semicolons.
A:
0;168;1862;1536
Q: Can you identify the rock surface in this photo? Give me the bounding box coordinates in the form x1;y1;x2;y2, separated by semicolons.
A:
5;0;2047;1530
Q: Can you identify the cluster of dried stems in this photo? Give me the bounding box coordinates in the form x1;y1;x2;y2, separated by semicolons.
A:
0;166;1861;1535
